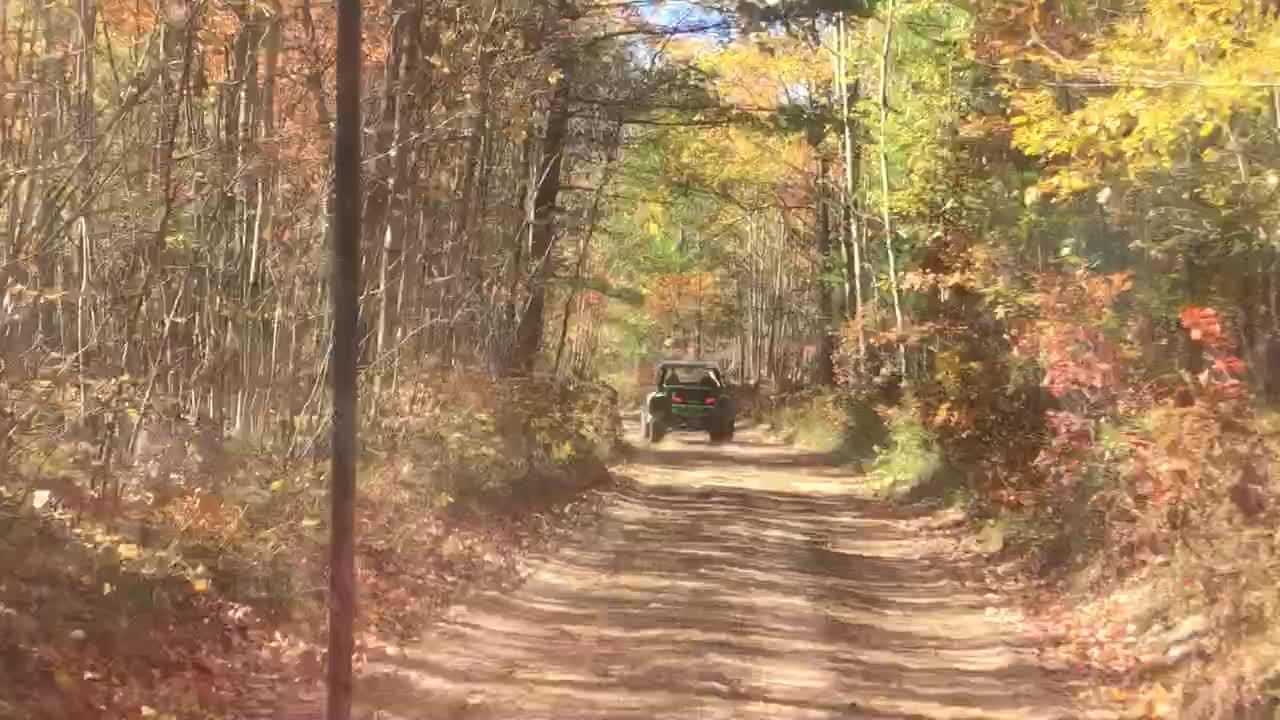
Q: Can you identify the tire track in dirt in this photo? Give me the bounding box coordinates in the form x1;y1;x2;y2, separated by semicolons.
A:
355;420;1079;719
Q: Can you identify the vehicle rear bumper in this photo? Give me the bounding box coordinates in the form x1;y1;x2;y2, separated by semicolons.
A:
664;407;717;430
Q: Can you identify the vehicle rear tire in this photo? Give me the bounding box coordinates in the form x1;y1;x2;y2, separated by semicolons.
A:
643;413;665;443
651;421;666;443
709;419;734;444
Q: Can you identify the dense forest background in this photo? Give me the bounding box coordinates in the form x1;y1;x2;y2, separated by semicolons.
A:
7;0;1276;445
4;0;1280;715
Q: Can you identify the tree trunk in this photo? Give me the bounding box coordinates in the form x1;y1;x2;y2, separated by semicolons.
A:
76;0;97;418
513;63;573;374
837;12;865;374
553;165;611;375
878;0;905;373
372;2;418;404
814;153;835;385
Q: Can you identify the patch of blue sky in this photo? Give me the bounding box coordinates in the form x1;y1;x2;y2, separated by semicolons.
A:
639;0;734;41
611;0;734;66
642;0;722;28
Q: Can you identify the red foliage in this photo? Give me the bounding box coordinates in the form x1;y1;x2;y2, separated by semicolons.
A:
1179;306;1230;350
1035;410;1092;488
1180;305;1247;385
1018;271;1133;407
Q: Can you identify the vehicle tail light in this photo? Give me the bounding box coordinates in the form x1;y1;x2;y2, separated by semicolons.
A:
672;395;684;404
705;398;715;404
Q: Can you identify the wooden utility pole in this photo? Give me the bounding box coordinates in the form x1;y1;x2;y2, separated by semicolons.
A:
328;0;361;710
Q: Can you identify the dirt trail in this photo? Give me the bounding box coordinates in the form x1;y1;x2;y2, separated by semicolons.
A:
357;422;1079;719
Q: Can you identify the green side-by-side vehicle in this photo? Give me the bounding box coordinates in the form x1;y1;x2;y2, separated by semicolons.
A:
640;360;736;444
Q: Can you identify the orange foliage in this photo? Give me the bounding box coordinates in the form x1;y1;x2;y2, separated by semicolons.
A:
645;272;720;320
99;0;159;38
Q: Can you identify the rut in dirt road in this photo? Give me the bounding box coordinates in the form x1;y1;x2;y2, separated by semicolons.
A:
357;424;1079;720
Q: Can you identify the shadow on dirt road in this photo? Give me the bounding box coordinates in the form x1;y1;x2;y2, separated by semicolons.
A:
356;421;1077;719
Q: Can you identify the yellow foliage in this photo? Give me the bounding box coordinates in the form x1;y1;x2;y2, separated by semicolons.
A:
1008;0;1280;194
674;35;829;111
654;34;823;212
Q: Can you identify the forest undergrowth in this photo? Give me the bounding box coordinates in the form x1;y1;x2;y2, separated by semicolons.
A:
0;371;621;720
757;300;1280;717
